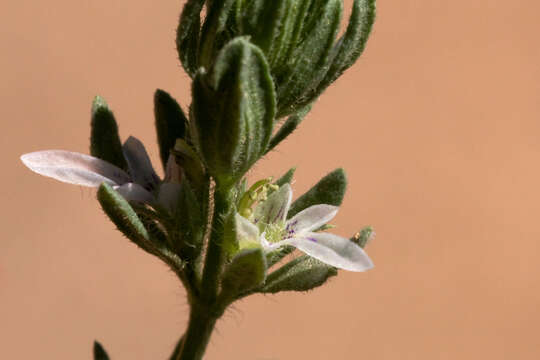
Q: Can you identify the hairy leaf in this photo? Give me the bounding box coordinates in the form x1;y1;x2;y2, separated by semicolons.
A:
261;255;337;293
90;96;127;170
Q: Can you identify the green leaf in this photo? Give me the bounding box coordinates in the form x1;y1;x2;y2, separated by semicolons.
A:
192;38;276;187
173;139;206;195
266;105;311;153
90;96;127;170
154;89;187;170
97;184;185;271
198;0;236;69
174;179;205;261
97;183;150;245
234;0;313;75
93;341;110;360
266;245;295;268
220;247;267;300
176;0;205;76
299;0;376;108
275;167;296;187
237;0;295;67
276;0;343;117
265;0;310;71
288;168;347;218
261;255;337;293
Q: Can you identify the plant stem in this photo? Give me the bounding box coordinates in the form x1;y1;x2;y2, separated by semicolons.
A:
175;187;232;359
200;187;231;303
175;306;217;360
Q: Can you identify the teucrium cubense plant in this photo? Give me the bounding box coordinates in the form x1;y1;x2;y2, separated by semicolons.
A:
20;0;376;359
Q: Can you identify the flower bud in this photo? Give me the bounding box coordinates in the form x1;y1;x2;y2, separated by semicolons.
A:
191;37;275;188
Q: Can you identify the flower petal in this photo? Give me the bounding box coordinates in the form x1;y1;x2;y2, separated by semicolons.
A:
20;150;130;187
236;214;261;246
286;204;338;234
253;183;292;226
280;232;374;272
114;183;155;204
122;136;160;190
157;182;182;212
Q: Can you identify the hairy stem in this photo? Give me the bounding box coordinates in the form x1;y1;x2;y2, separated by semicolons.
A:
175;187;232;359
176;306;217;360
200;187;231;304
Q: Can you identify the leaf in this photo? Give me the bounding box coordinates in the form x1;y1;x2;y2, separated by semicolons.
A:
274;167;296;187
98;184;185;272
154;89;187;170
176;0;205;76
288;168;347;218
173;179;205;261
266;245;295;268
192;38;276;187
90;96;127;171
93;341;110;360
220;248;267;300
97;183;150;245
261;255;337;293
299;0;376;108
266;105;311;153
198;0;236;69
276;0;343;117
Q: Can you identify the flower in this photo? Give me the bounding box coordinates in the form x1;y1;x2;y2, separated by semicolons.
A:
235;184;374;272
20;136;181;211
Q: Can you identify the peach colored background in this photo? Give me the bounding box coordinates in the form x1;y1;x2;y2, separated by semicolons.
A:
2;0;540;359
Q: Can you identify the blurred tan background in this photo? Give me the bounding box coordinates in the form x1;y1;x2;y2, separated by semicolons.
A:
2;0;540;359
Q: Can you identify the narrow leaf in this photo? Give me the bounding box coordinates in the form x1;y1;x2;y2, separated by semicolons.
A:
97;183;150;245
93;341;110;360
266;245;295;268
176;0;205;76
154;89;187;170
98;184;184;271
174;179;204;260
276;0;343;117
288;168;347;218
266;105;311;153
275;167;296;187
261;255;337;293
299;0;376;108
198;0;236;69
90;96;127;170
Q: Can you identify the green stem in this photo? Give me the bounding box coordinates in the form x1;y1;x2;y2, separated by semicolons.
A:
200;188;231;303
175;187;231;359
175;306;217;360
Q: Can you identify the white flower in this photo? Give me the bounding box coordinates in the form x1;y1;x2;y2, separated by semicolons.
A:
20;136;181;211
235;184;374;272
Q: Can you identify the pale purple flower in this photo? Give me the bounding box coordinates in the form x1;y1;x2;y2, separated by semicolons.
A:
20;136;181;211
236;184;374;272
